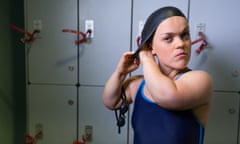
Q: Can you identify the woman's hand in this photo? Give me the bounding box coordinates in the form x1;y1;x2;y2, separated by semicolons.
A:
138;47;155;65
102;51;140;109
115;51;140;75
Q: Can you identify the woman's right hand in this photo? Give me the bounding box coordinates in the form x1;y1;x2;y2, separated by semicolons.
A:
115;51;140;75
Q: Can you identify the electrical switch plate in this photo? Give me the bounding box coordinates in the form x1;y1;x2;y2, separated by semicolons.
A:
196;23;206;38
33;20;42;31
35;123;43;139
85;20;94;38
85;125;93;142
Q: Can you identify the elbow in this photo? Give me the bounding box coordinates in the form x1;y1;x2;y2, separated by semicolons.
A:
102;96;119;110
102;97;113;109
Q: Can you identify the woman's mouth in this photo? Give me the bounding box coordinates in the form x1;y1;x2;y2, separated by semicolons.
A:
176;52;187;57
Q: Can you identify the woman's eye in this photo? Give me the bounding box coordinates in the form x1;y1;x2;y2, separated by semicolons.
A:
182;32;190;40
164;37;172;42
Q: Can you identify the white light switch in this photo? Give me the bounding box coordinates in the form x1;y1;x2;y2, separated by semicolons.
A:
85;20;94;38
33;20;42;31
196;23;206;38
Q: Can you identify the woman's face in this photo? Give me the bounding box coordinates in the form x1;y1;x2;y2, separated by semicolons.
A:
151;16;191;71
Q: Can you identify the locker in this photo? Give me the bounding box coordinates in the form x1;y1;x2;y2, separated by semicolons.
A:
188;0;240;91
204;92;240;144
78;0;132;86
28;85;77;144
26;0;78;84
26;0;133;143
78;86;128;144
188;1;240;143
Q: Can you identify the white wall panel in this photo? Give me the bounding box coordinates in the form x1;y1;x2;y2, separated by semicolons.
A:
28;85;77;144
78;0;132;86
188;0;240;91
26;0;78;84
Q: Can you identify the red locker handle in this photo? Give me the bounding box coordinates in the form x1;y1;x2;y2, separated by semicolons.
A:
196;40;207;54
22;131;42;144
62;29;92;44
9;24;40;43
22;133;35;144
73;135;87;144
191;32;208;54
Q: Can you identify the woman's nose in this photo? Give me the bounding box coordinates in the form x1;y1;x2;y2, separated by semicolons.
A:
175;37;185;48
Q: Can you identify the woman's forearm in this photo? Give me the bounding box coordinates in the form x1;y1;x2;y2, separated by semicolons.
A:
102;71;126;109
141;55;179;105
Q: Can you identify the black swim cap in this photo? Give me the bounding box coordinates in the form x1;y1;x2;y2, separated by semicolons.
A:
140;6;186;48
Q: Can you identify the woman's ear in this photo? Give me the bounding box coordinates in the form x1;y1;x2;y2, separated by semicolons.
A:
151;46;157;55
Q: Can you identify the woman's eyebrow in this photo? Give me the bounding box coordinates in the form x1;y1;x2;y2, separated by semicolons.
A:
159;27;190;36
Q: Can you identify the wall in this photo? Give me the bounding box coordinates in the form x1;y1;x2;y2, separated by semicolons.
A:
0;0;26;143
10;0;27;143
0;0;13;143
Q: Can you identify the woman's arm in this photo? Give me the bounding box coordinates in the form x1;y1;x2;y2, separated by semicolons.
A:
102;51;139;109
139;51;212;110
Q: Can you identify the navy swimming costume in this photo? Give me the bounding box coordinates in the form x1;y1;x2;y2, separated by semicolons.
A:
132;80;204;144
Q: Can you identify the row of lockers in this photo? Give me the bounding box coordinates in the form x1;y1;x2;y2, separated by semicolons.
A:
26;0;240;91
25;0;240;144
28;86;240;144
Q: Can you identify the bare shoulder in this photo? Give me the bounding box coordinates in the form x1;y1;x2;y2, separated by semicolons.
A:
123;75;144;103
191;71;213;96
180;70;212;85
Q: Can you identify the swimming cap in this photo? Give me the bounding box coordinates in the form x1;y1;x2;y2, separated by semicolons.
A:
140;6;186;48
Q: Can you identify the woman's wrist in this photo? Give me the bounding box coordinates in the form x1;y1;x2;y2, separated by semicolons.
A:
113;70;127;82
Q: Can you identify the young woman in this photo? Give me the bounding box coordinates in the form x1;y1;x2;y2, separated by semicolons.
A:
102;6;212;144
